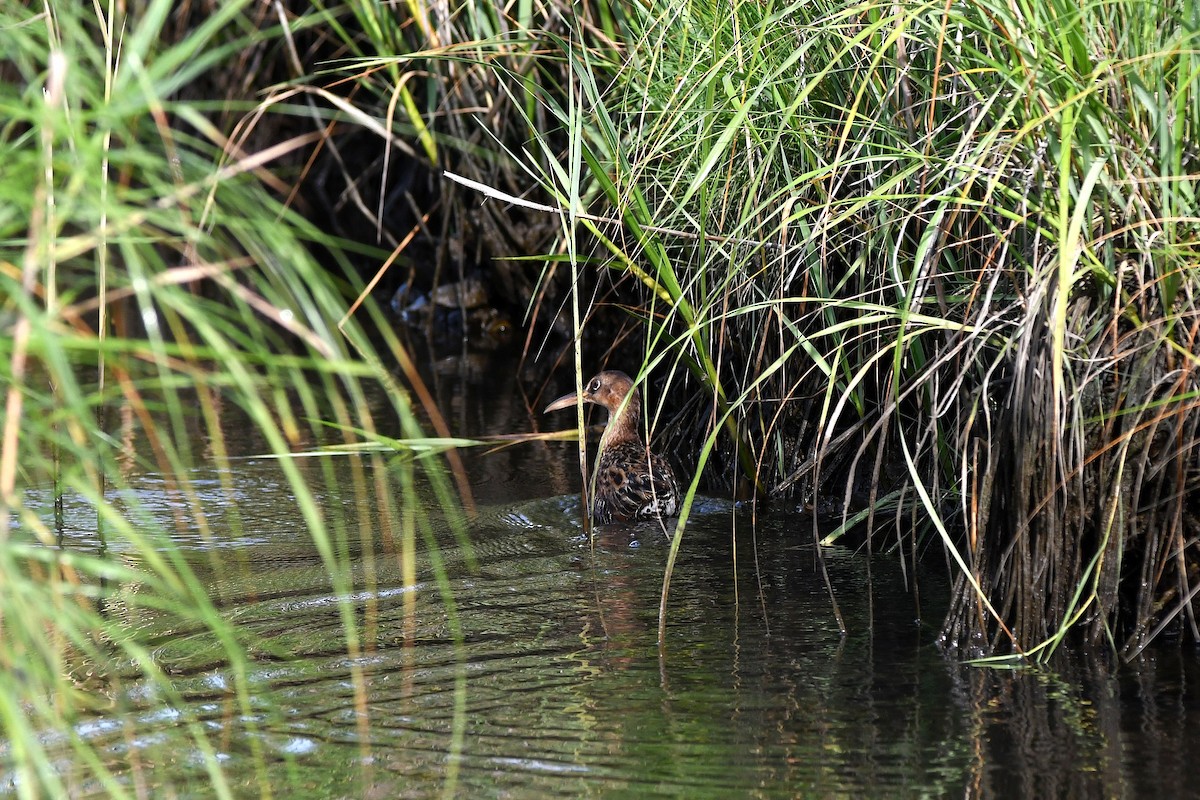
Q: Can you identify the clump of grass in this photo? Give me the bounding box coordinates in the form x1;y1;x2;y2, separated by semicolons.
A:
318;0;1200;657
608;0;1200;657
0;1;466;794
603;0;1200;658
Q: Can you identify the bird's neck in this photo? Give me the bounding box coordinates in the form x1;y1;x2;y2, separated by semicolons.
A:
600;391;642;450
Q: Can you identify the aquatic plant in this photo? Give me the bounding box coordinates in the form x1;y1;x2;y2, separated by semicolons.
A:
5;7;1192;795
0;1;469;795
315;0;1200;659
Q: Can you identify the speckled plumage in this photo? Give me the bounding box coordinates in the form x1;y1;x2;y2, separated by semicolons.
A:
545;371;679;524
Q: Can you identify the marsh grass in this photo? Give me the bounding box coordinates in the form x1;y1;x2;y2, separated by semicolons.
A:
316;0;1200;657
0;2;470;795
0;2;1190;794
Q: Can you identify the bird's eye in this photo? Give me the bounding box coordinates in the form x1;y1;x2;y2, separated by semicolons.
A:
589;378;601;392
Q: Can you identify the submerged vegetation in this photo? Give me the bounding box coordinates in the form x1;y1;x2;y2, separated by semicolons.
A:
1;0;1198;793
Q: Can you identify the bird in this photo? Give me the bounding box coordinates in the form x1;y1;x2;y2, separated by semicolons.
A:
544;370;679;524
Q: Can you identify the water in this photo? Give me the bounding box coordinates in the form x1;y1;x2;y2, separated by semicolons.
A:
8;350;1200;798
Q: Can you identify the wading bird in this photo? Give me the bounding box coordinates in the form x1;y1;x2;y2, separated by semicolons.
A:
545;370;679;524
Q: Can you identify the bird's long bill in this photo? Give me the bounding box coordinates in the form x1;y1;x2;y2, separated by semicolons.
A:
544;392;582;414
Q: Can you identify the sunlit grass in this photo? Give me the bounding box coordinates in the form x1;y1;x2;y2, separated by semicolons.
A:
0;1;470;795
5;1;1194;792
311;0;1200;658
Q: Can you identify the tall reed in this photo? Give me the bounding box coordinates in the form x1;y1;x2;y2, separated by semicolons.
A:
0;2;463;794
317;0;1200;657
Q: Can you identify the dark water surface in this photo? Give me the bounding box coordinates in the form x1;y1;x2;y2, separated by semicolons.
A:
12;350;1200;798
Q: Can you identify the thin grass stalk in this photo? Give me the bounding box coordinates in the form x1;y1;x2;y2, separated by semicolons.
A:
560;29;594;534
